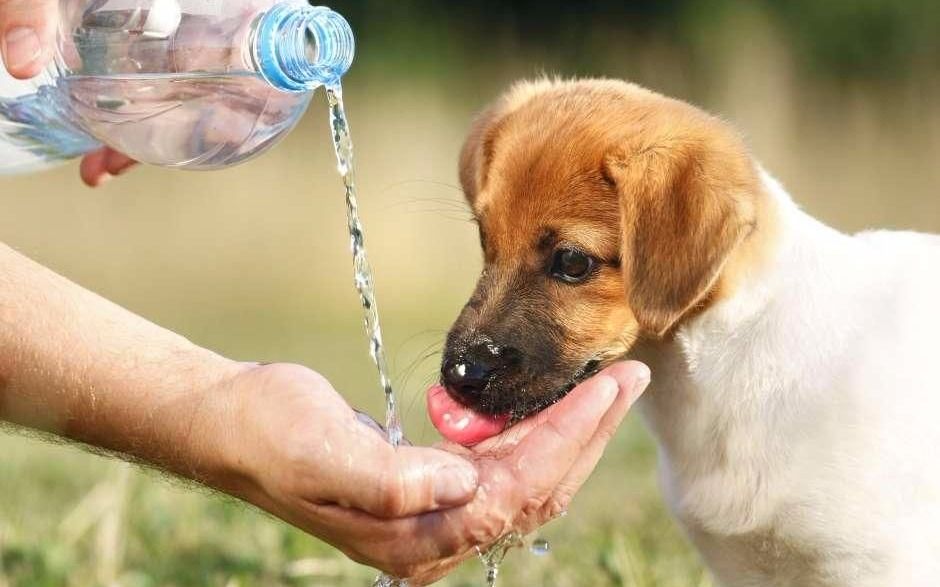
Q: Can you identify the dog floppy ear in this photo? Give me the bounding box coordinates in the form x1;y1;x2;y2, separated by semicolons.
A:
460;78;563;203
605;134;758;338
459;106;504;204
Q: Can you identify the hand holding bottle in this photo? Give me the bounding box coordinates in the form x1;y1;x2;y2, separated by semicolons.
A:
1;1;353;183
0;0;137;185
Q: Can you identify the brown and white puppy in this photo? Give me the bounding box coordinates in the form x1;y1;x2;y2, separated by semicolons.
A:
428;78;940;586
435;78;768;421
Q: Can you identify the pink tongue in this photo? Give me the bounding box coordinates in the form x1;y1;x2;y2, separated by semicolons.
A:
427;384;510;446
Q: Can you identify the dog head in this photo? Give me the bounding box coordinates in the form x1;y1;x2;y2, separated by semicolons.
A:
438;78;767;426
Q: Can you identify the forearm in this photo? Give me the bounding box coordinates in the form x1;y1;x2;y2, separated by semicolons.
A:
0;242;243;484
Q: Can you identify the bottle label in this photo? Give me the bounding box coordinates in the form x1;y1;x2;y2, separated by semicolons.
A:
98;0;223;16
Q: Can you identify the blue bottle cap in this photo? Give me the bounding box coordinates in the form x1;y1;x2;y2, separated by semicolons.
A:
256;2;355;92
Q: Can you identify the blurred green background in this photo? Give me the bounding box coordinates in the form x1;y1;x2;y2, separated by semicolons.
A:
2;1;939;585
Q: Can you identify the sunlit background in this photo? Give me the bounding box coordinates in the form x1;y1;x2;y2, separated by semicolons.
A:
2;1;939;585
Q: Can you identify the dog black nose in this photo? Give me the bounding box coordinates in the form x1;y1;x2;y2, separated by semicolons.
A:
443;343;519;400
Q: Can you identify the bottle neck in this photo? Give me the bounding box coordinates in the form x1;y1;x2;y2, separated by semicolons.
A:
252;2;355;93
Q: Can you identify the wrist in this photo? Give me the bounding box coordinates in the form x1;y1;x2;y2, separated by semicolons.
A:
0;243;270;498
172;360;261;497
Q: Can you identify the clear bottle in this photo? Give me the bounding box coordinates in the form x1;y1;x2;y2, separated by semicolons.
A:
0;0;354;174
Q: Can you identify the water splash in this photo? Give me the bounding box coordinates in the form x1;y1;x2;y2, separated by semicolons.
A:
530;538;551;557
478;533;524;586
326;84;404;447
372;576;409;587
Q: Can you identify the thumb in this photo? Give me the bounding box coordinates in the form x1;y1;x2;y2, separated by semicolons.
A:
322;442;479;519
1;0;58;79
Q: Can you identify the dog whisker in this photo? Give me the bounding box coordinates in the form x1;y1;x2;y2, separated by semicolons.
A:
378;179;464;195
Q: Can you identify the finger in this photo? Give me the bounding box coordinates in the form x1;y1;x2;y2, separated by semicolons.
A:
291;501;472;575
0;0;58;78
104;148;137;176
80;149;111;187
505;363;644;504
316;436;480;519
467;393;571;457
239;476;467;573
80;148;138;187
405;555;469;587
468;363;647;458
545;362;650;519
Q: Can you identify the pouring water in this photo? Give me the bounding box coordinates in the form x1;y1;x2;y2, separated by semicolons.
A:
327;84;404;448
326;84;546;587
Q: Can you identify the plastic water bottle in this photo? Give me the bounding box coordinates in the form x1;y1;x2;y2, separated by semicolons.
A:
0;0;354;174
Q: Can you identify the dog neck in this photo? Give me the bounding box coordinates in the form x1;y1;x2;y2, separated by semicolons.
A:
691;168;854;336
646;168;860;378
632;168;871;532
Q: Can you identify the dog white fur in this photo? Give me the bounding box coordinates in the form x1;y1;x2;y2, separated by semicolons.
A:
634;170;940;586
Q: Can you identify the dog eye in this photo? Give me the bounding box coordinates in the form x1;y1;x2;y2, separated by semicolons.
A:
550;249;596;284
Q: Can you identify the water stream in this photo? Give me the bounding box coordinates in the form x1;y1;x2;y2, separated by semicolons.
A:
327;84;404;448
327;84;409;587
478;533;524;586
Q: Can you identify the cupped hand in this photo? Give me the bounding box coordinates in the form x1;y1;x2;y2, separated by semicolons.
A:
212;362;650;584
204;364;482;564
1;0;137;186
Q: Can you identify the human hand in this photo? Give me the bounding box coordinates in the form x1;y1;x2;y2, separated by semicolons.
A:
1;0;137;186
203;364;483;566
213;362;649;583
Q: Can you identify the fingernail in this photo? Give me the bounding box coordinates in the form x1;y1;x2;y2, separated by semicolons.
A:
596;375;618;400
434;464;478;505
2;27;42;73
633;370;652;398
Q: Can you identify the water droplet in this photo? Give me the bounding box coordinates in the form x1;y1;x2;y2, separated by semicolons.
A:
530;539;551;557
387;426;404;448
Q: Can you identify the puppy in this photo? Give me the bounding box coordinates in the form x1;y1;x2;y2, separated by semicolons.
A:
427;78;940;586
